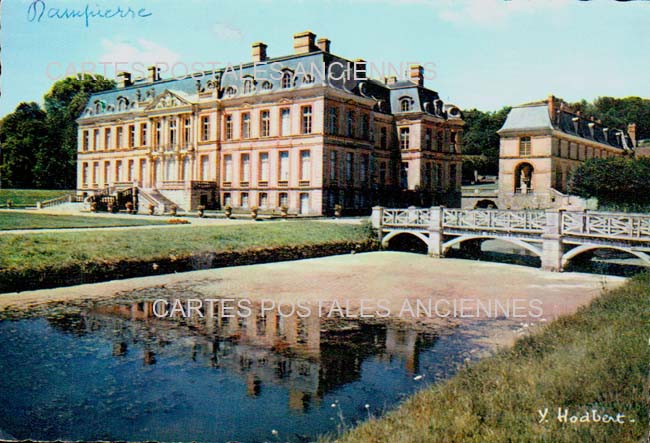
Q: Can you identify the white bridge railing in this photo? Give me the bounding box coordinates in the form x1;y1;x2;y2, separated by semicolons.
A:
443;209;546;234
562;212;650;241
382;208;431;227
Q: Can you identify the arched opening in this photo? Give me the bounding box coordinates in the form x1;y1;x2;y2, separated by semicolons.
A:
564;245;650;276
384;232;428;254
514;162;534;194
445;236;541;268
474;199;498;209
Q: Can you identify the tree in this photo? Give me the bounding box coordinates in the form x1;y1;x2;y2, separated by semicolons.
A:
461;107;511;178
570;97;650;141
0;103;49;188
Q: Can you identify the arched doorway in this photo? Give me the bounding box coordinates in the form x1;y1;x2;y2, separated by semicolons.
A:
475;199;498;209
514;163;534;194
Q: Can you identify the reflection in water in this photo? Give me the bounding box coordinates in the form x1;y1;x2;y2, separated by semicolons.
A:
0;297;486;443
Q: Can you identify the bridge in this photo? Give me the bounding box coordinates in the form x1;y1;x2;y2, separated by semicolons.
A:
370;206;650;271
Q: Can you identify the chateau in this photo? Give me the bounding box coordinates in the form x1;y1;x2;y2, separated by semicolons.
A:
76;31;464;215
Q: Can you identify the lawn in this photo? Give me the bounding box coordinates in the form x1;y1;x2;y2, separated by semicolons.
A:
332;274;650;443
0;211;167;231
0;221;371;271
0;189;72;207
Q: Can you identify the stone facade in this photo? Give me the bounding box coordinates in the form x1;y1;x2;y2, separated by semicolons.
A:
77;31;464;214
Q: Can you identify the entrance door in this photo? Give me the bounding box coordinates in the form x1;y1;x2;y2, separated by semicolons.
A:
299;193;309;215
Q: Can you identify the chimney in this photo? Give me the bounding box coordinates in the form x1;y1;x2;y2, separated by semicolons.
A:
628;123;638;147
547;95;556;118
409;64;424;87
117;71;132;88
293;31;317;54
147;65;161;83
317;37;331;52
252;42;268;62
353;59;367;80
385;75;398;85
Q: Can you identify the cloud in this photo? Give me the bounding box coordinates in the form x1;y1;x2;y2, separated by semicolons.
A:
99;38;181;66
213;22;244;41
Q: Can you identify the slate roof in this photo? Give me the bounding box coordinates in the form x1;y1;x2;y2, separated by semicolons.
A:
499;101;633;150
80;49;462;121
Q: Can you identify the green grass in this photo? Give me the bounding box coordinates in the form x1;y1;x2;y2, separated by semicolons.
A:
0;221;371;271
0;212;166;231
0;189;72;207
333;274;650;443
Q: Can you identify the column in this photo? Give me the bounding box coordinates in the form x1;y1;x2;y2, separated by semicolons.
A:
541;209;563;272
427;206;445;258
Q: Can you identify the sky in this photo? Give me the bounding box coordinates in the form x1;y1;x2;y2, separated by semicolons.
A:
1;0;649;117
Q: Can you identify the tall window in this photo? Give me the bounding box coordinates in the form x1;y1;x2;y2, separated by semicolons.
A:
436;130;443;151
345;152;354;183
82;131;89;151
259;193;269;208
93;162;99;185
104;161;110;185
241;113;251;139
140;123;148;146
104;128;111;150
379;161;387;184
281;71;292;89
155;121;162;146
169;119;177;147
224;155;233;182
82;163;89;186
301;106;312;134
399;127;410;150
200;155;209;181
328;107;338;134
128;125;135;148
360;114;369;140
329;151;337;180
243;79;254;95
117;127;124;149
281;108;291;135
93;130;100;150
425;162;432;188
400;162;409;188
450;164;457;189
279;192;288;207
425;128;432;150
519;136;531;156
300;150;311;181
450;131;458;153
225;115;233;140
380;127;387;149
346;110;355;137
259;153;269;182
201;116;210;141
279;151;289;181
128;160;135;181
240;153;250;183
260;110;270;137
400;98;412;112
241;192;249;208
360;154;369;183
183;118;191;146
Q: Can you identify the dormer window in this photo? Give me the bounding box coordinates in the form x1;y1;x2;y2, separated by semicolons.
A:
242;78;254;95
261;81;273;91
303;74;315;85
400;98;413;112
224;86;237;98
281;71;293;89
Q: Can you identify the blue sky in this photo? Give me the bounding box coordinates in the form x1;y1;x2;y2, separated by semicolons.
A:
1;0;649;117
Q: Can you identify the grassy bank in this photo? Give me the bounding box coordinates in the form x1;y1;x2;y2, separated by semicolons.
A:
0;212;167;230
0;189;70;207
0;221;373;292
334;273;650;443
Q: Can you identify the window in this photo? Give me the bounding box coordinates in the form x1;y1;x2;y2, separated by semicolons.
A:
436;130;443;151
82;131;89;151
93;130;100;150
400;162;409;188
104;128;111;150
182;157;190;181
380;127;387;149
241;192;249;208
241;113;251;139
223;193;231;207
301;106;312;134
261;81;273;91
360;114;369;140
346;110;355;137
345;152;354;183
329;151;337;181
82;163;89;186
183;118;191;146
328;107;338;134
450;164;458;189
169;119;177;147
260;110;270;137
201;116;210;141
519;136;531;156
279;151;289;181
225;115;233;140
279;192;289;207
259;192;269;208
360;154;369;183
450;131;457;153
300;150;311;181
303;74;314;85
155;121;162;146
128;125;135;148
379;161;387;185
224;155;233;182
240;153;250;183
200;155;209;181
259;153;269;182
281;71;293;89
425;162;432;188
116;160;123;182
243;79;254;95
104;161;110;184
425;128;432;150
225;86;237;97
117;127;124;149
140;123;148;146
399;127;410;150
400;98;412;112
128;160;135;181
436;164;443;188
281;108;291;135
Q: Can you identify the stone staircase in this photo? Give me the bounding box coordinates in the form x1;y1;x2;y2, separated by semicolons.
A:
137;188;182;214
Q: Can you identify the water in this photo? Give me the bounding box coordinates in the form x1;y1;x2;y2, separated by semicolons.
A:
0;295;491;443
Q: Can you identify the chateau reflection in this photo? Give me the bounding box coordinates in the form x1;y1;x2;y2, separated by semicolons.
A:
47;299;438;413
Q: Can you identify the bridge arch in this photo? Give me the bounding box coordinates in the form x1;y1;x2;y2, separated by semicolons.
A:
562;244;650;267
381;230;429;249
442;235;542;257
